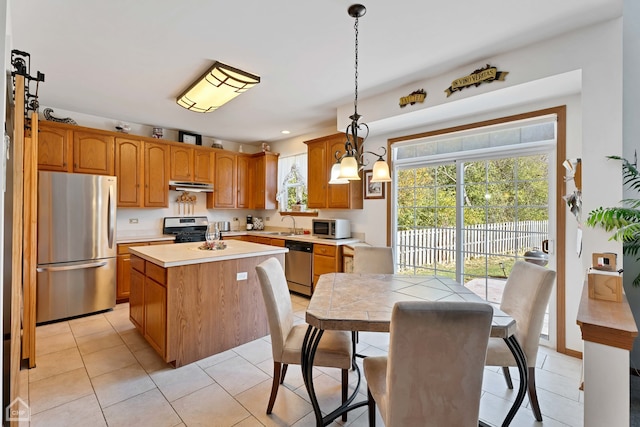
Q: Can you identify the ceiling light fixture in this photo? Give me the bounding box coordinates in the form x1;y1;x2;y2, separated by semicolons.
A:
176;61;260;113
330;4;391;185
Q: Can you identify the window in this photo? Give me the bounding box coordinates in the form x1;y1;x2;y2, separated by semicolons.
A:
277;153;308;212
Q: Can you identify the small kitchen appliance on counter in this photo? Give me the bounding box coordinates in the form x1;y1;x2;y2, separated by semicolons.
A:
163;216;209;242
312;218;351;239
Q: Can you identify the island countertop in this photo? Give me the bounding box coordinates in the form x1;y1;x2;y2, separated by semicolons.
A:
129;240;288;268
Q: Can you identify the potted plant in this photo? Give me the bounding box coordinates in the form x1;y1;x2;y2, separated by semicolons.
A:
586;156;640;286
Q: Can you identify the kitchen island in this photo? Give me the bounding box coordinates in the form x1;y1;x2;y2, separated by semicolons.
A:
129;240;287;367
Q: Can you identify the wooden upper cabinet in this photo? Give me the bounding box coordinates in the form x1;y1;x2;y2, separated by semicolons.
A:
305;138;328;209
38;123;72;171
193;148;214;184
169;145;194;181
73;131;115;175
236;154;250;208
251;152;278;210
144;142;169;207
305;133;363;209
210;152;236;208
115;137;143;207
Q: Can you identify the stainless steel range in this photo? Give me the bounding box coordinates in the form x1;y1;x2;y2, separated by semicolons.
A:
163;216;209;242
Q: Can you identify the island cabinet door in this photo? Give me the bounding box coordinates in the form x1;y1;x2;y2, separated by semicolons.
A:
129;268;145;330
144;277;167;357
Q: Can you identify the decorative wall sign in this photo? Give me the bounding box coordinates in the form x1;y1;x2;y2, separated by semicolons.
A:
445;64;508;97
399;89;426;108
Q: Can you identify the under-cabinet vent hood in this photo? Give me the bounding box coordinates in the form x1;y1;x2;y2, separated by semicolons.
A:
169;181;214;192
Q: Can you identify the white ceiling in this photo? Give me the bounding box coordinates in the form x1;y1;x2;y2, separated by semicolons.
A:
9;0;622;145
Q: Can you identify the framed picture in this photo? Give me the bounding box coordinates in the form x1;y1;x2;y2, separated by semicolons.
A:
364;170;385;199
179;130;202;146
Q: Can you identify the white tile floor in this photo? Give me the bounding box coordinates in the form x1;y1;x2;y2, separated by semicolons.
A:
18;294;584;426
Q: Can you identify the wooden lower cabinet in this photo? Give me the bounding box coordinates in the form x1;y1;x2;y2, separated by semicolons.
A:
129;253;282;367
117;240;173;302
313;243;343;287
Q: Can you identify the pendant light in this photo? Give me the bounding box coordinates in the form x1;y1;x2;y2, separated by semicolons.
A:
331;4;392;184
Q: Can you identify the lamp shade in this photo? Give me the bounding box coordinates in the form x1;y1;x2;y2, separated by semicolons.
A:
329;162;349;184
177;61;260;113
370;159;391;183
337;156;361;180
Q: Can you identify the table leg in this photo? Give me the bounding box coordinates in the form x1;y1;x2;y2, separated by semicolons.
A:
301;325;366;427
501;335;528;427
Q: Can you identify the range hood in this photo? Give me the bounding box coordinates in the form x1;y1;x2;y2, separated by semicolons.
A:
169;181;214;192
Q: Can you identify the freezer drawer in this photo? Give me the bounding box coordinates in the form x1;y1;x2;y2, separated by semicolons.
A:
36;257;116;323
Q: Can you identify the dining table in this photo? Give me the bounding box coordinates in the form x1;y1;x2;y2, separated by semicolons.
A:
301;272;528;427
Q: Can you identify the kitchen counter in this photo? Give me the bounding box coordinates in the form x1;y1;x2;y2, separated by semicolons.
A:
224;230;361;246
117;232;176;244
129;240;288;268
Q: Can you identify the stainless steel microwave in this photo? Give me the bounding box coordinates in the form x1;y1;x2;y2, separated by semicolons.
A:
312;219;351;239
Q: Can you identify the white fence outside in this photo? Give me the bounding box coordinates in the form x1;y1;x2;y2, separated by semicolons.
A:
397;220;549;268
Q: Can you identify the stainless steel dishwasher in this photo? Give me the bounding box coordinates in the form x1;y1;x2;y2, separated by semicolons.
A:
284;240;313;296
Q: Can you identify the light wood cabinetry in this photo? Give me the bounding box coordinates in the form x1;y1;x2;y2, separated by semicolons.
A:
144;142;169;207
304;133;363;209
73;130;115;175
169;145;194;181
313;243;343;287
207;152;251;209
236;154;250;208
38;122;115;175
129;253;280;367
251;152;279;209
117;240;173;302
115;138;143;207
37;123;72;171
194;147;214;184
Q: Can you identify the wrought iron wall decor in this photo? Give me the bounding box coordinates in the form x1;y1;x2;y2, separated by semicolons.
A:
11;50;45;123
444;64;508;97
42;108;77;125
399;89;427;108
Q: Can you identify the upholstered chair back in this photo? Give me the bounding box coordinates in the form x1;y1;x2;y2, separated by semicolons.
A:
255;257;294;362
353;246;394;274
385;301;493;426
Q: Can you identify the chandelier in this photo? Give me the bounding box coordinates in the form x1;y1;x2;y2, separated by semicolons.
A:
329;4;391;185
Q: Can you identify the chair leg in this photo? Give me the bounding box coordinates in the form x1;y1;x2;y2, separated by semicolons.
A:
267;362;282;414
502;366;514;389
367;387;376;427
527;366;543;421
280;363;288;384
341;368;348;422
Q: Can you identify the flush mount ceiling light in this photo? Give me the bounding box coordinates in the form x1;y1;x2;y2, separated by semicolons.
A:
330;4;391;185
176;61;260;113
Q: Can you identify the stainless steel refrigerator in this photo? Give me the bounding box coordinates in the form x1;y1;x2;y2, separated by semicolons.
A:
36;171;117;323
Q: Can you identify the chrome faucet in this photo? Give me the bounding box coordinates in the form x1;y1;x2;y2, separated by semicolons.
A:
282;215;296;235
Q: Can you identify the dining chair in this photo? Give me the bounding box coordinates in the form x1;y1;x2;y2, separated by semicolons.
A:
255;257;353;418
363;300;494;427
353;246;394;274
485;260;556;421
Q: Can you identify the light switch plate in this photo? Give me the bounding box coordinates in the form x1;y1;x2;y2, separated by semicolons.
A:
237;272;248;281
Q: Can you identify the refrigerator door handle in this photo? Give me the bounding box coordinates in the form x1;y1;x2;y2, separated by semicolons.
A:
36;260;108;273
108;183;115;249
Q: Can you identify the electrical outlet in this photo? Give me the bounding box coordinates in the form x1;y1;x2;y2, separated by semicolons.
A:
236;272;248;281
129;218;138;224
265;217;270;221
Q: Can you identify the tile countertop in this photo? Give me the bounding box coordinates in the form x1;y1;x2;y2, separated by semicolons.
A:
129;240;288;268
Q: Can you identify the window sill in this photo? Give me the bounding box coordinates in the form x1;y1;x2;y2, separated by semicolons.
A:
279;211;318;217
